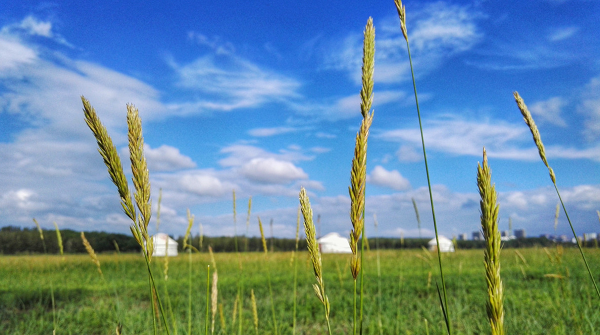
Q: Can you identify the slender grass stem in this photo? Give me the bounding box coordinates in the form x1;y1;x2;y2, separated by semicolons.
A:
188;250;192;335
353;279;357;335
360;225;365;335
555;184;600;299
149;275;158;335
205;265;210;335
405;28;452;335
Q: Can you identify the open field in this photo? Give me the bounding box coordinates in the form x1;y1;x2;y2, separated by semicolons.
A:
2;248;600;334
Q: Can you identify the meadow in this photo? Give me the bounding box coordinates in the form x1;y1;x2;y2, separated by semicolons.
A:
2;248;600;334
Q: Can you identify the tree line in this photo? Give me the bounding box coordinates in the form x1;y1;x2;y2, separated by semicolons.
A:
0;225;577;255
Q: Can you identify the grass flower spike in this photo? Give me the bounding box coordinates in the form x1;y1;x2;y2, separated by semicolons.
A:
477;148;504;335
299;187;332;335
513;91;600;300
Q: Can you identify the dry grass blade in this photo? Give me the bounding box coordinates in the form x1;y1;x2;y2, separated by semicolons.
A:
81;232;103;278
81;96;136;222
33;218;44;242
209;246;217;271
477;148;504;335
299;187;332;334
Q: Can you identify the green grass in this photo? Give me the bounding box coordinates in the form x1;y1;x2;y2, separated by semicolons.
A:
2;248;600;334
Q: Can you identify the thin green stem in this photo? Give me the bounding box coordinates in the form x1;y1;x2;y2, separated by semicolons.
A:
205;265;210;335
360;225;365;335
142;249;171;335
293;251;298;335
238;282;244;335
267;265;279;335
406;38;452;335
353;279;357;335
554;184;600;299
149;275;158;335
188;250;192;335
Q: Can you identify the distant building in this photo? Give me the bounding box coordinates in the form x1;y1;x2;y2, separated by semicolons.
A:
514;229;526;239
584;233;598;241
458;233;468;241
472;231;483;241
500;231;515;241
557;235;569;243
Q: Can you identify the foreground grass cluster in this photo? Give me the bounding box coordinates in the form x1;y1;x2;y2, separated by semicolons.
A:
2;249;600;334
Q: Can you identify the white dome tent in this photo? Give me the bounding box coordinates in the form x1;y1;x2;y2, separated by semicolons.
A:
318;232;352;254
150;233;178;257
427;236;455;253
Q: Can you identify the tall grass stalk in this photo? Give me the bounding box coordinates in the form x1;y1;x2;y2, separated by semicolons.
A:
373;214;383;335
33;218;57;333
293;205;300;335
412;198;421;239
513;91;600;300
251;289;259;335
258;216;278;335
393;2;451;332
82;97;170;334
477;148;505;335
184;211;194;335
205;265;210;335
348;17;375;335
299;188;332;335
210;267;218;335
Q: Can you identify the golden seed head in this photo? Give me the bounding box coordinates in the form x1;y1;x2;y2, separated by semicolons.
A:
394;0;408;41
258;216;268;254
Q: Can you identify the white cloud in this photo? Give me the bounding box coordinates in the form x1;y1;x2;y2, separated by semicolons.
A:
248;127;298;137
187;31;235;55
548;26;579;42
240;158;308;184
396;145;422;162
0;37;37;70
0;16;72;47
367;165;411;191
529;96;567;127
144;144;196;171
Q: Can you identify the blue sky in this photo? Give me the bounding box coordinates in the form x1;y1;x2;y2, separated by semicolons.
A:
1;0;599;240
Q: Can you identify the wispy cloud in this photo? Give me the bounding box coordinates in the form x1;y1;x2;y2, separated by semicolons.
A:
378;116;600;161
577;75;600;141
548;26;579;41
168;52;301;114
529;96;567;127
248;126;299;137
323;2;483;84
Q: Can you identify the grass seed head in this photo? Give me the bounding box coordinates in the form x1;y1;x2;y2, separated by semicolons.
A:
394;0;408;41
251;289;259;333
258;216;268;254
82;96;136;222
477;148;505;335
81;232;103;278
513;92;555;184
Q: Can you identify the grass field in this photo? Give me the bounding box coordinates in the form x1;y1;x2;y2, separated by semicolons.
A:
2;248;600;334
